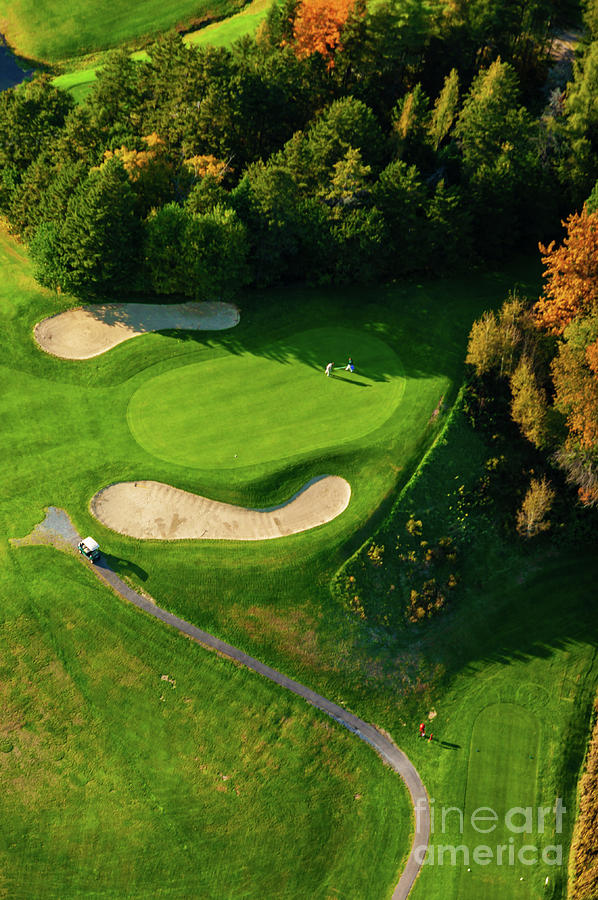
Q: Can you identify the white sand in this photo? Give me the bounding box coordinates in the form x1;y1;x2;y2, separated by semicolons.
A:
34;301;239;359
90;477;351;541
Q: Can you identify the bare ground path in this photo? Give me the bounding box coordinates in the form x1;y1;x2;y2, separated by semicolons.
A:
11;508;430;899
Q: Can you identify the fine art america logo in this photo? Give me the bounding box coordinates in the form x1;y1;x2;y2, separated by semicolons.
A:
414;798;566;867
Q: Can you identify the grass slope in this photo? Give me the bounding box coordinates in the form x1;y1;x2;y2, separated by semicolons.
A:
364;404;598;900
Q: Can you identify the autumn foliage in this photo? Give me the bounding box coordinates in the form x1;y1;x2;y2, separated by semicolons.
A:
569;696;598;900
552;326;598;450
292;0;360;67
467;204;598;508
103;133;168;181
535;208;598;335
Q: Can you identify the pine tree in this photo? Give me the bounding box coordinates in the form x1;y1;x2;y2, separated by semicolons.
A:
429;69;459;152
33;157;141;295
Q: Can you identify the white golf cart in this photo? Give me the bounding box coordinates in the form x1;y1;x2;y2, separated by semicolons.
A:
78;536;101;562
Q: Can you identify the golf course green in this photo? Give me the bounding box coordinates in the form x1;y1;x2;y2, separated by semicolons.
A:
127;327;405;469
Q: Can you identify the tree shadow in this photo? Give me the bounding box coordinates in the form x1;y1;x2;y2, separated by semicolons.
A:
78;262;541;385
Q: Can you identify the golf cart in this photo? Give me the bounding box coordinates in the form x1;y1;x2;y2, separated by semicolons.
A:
78;537;100;562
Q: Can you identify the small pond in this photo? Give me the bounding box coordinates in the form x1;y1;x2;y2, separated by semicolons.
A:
0;38;31;91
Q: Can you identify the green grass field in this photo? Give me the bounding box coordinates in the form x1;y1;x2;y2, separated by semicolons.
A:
0;548;410;898
51;0;271;102
127;327;405;469
1;218;596;900
0;225;511;896
0;0;249;62
0;231;415;896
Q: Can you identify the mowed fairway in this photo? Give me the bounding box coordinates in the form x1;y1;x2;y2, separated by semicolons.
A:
127;328;405;469
456;703;540;899
0;548;410;899
0;0;242;61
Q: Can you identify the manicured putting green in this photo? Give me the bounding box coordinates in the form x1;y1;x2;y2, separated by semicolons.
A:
127;327;405;469
456;703;540;899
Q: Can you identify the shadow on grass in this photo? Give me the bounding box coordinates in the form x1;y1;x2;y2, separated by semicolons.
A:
331;375;371;387
75;268;540;385
100;553;148;582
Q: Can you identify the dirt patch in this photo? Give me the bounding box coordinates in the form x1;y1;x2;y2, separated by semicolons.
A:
10;507;80;551
34;301;240;359
90;477;351;541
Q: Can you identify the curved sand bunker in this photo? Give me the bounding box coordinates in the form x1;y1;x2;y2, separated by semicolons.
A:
91;477;351;541
34;301;240;359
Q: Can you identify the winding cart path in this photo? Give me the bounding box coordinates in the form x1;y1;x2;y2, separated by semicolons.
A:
12;508;430;899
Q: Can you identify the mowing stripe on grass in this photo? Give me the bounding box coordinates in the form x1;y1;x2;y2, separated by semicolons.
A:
14;506;430;899
455;703;540;899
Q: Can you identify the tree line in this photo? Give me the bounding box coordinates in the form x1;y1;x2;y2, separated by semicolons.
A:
1;0;598;297
466;204;598;510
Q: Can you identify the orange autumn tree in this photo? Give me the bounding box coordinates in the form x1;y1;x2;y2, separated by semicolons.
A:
531;208;598;504
534;207;598;334
292;0;361;67
103;133;168;181
552;321;598;450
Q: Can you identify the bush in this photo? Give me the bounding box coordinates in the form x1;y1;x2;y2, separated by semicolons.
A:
516;475;555;537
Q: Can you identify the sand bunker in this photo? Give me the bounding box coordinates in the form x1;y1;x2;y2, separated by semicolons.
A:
34;301;240;359
91;477;351;541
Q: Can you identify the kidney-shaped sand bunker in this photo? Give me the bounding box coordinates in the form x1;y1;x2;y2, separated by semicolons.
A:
34;301;239;359
91;477;351;540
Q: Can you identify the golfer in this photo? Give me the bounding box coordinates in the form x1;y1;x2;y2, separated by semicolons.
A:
325;362;334;377
345;357;355;372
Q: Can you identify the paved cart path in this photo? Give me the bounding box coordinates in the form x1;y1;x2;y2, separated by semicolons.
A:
12;508;430;899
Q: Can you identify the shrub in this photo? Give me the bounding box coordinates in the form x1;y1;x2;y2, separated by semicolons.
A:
516;475;555;537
